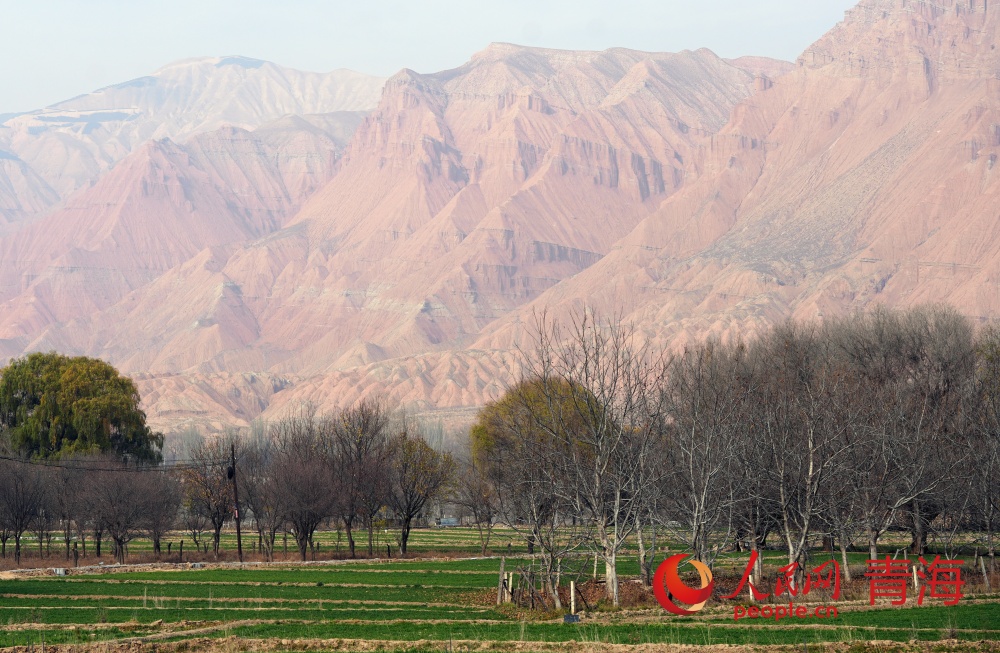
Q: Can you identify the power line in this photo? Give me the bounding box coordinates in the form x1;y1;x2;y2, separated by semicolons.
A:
0;454;230;473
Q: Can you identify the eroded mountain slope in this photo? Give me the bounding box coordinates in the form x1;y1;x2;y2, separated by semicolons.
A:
248;0;1000;432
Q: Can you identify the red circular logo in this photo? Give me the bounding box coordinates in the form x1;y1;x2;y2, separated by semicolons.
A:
653;554;715;615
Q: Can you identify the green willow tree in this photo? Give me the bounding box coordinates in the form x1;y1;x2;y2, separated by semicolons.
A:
470;376;593;609
0;352;163;462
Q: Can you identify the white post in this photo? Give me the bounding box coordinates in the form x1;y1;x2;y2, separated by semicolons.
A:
571;581;576;615
913;566;919;591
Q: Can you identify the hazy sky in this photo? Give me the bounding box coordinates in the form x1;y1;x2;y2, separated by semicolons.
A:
0;0;858;114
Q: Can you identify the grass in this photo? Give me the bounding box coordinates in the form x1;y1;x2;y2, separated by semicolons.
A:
2;527;999;651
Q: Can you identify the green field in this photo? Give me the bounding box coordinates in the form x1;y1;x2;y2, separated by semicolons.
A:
2;528;1000;652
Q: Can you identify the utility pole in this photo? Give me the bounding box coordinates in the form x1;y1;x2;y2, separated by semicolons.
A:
229;443;243;563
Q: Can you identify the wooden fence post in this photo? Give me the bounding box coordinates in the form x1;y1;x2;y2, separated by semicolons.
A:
496;557;506;605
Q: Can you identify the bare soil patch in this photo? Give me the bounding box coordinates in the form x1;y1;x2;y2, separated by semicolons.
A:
4;636;1000;653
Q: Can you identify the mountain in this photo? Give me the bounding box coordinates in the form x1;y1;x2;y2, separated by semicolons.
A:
0;114;358;363
37;5;1000;437
469;0;1000;352
0;57;384;225
0;44;788;433
64;47;779;427
0;151;58;233
239;0;1000;432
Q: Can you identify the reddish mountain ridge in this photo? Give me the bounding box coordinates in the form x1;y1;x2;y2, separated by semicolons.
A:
0;45;779;433
471;0;1000;350
250;0;1000;430
16;0;1000;433
0;116;357;362
0;58;383;230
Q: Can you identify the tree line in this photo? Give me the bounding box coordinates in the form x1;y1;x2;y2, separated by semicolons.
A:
468;306;1000;607
0;399;454;565
2;306;998;611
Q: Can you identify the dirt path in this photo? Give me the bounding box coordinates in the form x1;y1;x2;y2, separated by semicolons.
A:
0;592;475;608
3;634;1000;653
1;555;500;578
28;577;479;590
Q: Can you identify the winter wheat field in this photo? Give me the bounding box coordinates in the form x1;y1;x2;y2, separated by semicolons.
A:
1;528;1000;652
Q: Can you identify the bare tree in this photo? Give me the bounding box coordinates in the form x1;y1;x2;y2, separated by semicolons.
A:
524;311;668;606
452;460;498;556
239;434;287;561
143;469;181;556
388;425;455;555
31;469;56;558
47;462;84;561
0;457;47;564
975;326;1000;570
331;398;392;558
89;463;152;564
182;508;210;553
748;323;853;584
896;306;975;555
180;437;232;558
271;411;334;560
660;340;751;564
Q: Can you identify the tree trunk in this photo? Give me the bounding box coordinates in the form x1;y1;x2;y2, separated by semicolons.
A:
838;529;853;583
868;526;879;561
544;569;562;609
399;517;412;555
605;553;619;605
748;513;763;593
296;531;309;561
478;523;490;556
910;499;927;556
344;518;356;558
989;527;996;574
636;517;654;587
636;519;649;587
694;522;708;564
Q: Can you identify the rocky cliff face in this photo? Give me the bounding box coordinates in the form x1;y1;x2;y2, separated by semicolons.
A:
131;48;762;379
474;0;1000;352
0;153;58;233
0;44;780;433
26;2;1000;436
0;116;351;363
0;57;383;226
248;0;1000;431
